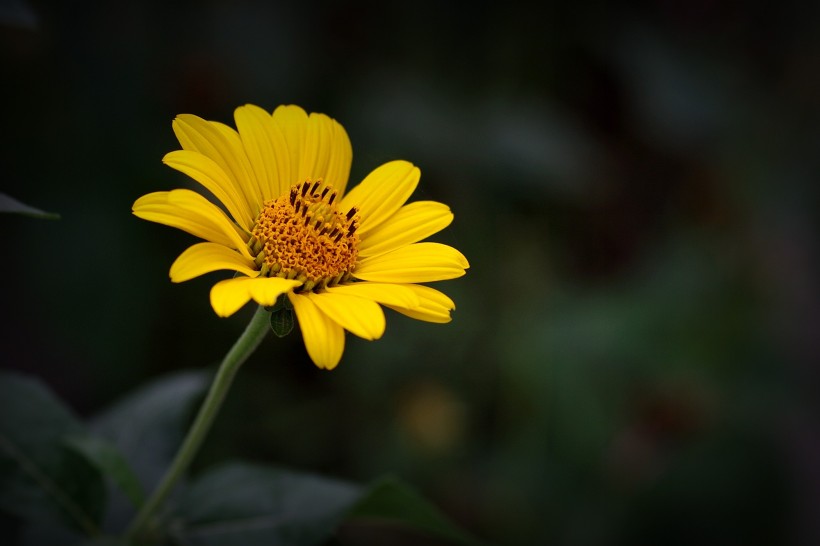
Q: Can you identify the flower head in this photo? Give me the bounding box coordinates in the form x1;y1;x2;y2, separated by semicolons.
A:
133;105;468;369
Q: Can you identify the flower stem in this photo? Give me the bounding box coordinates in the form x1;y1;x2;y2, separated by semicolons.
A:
124;305;271;541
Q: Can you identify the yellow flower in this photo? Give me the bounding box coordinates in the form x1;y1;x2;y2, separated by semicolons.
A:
133;105;469;370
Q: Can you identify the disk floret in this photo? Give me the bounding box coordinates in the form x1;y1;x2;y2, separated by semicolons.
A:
250;180;360;292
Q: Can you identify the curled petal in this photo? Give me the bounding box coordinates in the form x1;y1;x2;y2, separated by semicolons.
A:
384;284;456;324
171;242;259;283
358;201;453;258
210;277;301;317
307;291;385;340
173;114;260;216
324;282;420;308
354;242;469;283
163;150;255;230
132;190;252;258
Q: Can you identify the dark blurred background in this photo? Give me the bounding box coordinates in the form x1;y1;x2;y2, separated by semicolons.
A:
2;0;819;544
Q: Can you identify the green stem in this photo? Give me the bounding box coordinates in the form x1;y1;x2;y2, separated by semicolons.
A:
124;305;271;541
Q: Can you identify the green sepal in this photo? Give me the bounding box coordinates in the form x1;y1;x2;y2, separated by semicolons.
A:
269;294;295;337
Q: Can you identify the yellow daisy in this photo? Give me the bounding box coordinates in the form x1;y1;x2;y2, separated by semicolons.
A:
133;104;468;370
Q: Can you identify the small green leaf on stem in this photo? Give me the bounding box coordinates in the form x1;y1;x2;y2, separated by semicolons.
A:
269;293;294;337
270;307;294;337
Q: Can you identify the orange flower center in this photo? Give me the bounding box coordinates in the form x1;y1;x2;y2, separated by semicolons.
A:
250;180;360;292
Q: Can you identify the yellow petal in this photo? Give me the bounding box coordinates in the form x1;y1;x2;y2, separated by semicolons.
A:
210;278;253;317
245;277;302;307
270;105;353;195
340;160;419;235
163;150;255;230
354;242;469;283
384;284;456;324
133;190;252;258
272;105;308;188
307;292;385;341
172;114;261;217
262;105;353;195
211;121;264;210
358;201;453;258
299;113;332;187
170;242;259;283
300;113;353;194
234;104;290;201
323;117;352;195
325;282;420;308
210;277;301;317
288;292;345;370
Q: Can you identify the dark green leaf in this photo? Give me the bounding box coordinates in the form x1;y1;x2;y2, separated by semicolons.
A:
15;519;84;546
20;526;126;546
65;436;145;509
0;372;106;536
89;371;208;533
90;371;208;492
346;478;483;546
171;462;361;546
0;193;59;219
77;537;128;546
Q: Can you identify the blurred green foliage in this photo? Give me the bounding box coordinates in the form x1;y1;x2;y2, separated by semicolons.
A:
2;1;818;544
